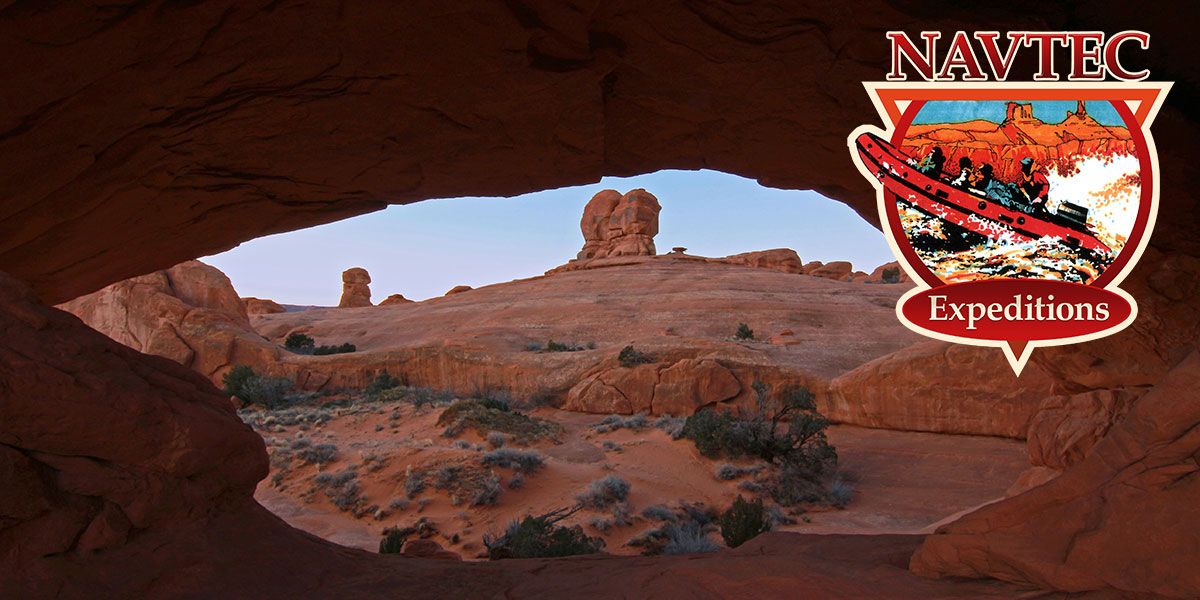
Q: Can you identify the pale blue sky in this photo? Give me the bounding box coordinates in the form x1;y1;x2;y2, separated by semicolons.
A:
912;100;1123;126
205;170;894;305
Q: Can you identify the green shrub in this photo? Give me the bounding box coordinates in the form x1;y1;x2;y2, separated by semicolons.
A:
485;507;604;559
313;342;356;355
437;399;562;443
544;340;584;352
222;365;292;408
379;525;413;554
719;496;770;548
662;522;719;555
284;332;315;350
881;266;901;284
618;345;653;368
734;323;754;340
680;381;837;505
366;371;401;397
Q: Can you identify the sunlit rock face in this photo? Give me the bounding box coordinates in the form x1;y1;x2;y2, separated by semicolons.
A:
57;260;279;382
338;267;372;308
577;188;661;259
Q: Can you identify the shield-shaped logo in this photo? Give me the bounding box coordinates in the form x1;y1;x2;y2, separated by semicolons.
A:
849;82;1171;374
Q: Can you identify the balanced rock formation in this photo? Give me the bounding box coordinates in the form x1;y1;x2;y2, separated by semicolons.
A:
577;189;661;259
379;293;414;306
338;268;372;308
805;260;855;281
242;297;285;315
58;260;278;382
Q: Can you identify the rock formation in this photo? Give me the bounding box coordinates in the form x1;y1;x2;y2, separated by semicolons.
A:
718;249;805;274
445;285;472;295
58;260;279;382
379;293;414;305
1;2;1198;597
564;358;741;415
338;267;372;308
577;189;661;259
242;297;286;315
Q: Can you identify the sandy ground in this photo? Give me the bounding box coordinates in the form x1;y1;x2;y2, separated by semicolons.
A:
251;401;1027;559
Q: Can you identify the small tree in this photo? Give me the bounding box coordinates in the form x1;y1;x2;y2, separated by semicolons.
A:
379;525;415;554
882;266;901;284
366;371;400;397
719;496;770;548
222;364;256;398
734;323;754;340
484;507;604;559
284;332;315;351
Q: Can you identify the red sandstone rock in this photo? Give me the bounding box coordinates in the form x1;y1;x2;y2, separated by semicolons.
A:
911;351;1200;598
379;294;414;306
339;267;372;308
807;261;854;281
58;260;279;382
577;189;661;259
400;539;461;560
444;285;472;296
563;357;740;416
1025;387;1144;471
865;262;912;284
718;248;804;274
0;270;267;594
828;341;1054;438
243;296;286;315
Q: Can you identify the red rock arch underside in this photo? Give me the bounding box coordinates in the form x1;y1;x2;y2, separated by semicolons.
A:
2;2;1199;598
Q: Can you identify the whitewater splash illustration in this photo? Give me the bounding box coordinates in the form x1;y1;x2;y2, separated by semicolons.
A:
900;152;1140;285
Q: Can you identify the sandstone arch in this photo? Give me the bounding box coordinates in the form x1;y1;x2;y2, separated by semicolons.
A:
2;1;1199;598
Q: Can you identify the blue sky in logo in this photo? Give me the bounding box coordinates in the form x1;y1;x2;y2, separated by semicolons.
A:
912;100;1124;127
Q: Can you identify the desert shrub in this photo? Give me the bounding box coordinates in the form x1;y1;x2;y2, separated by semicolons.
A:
544;340;584;352
404;469;426;498
828;478;854;508
507;472;525;489
481;448;545;473
678;502;719;526
662;522;719;555
453;440;473;450
366;371;401;397
313;342;356;355
715;463;763;481
734;323;754;340
297;443;338;465
437;399;562;443
718;496;770;548
373;386;454;407
222;365;292;408
576;475;630;510
313;468;362;512
602;440;622;452
652;414;686;438
524;342;544;352
882;266;901;284
641;504;676;523
484;507;604;560
679;409;736;457
618;345;653;368
486;432;507;448
589;503;632;532
434;465;464;490
379;526;412;554
471;473;502;506
681;382;836;485
284;332;315;351
593;413;647;433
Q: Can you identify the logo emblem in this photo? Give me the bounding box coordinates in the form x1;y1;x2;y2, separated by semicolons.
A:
849;33;1170;374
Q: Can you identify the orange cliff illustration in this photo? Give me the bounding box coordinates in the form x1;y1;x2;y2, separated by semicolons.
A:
902;101;1134;183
